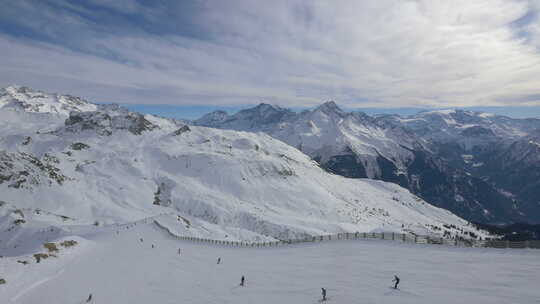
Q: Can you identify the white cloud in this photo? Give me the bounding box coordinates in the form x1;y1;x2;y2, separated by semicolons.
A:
1;0;540;108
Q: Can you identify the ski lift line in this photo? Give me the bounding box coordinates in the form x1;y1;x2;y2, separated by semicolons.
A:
152;221;540;250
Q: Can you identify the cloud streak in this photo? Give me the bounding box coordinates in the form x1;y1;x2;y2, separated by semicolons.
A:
1;0;540;108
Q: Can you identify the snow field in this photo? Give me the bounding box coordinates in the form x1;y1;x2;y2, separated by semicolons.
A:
1;221;538;304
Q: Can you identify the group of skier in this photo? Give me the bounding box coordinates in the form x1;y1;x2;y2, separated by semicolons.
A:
162;244;400;302
86;241;400;303
319;275;399;301
236;275;400;302
177;243;401;302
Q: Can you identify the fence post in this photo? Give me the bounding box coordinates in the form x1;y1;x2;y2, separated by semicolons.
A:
363;232;367;238
506;240;510;248
414;235;417;243
402;234;405;242
381;233;384;240
440;237;443;245
392;232;395;240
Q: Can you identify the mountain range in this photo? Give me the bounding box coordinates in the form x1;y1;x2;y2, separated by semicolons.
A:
0;86;486;244
194;102;540;224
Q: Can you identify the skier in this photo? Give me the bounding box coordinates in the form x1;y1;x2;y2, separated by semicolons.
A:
86;293;92;303
178;248;181;255
152;244;155;248
321;288;327;301
392;275;400;289
240;275;245;286
217;257;221;264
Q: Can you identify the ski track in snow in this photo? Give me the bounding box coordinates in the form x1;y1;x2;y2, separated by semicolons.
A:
10;269;65;303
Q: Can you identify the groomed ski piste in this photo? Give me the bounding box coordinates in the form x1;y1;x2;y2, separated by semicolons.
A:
1;217;539;304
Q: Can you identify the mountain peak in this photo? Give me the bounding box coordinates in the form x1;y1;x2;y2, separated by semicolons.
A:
252;103;285;113
4;84;21;90
194;110;230;127
314;101;344;116
1;85;97;115
4;85;35;95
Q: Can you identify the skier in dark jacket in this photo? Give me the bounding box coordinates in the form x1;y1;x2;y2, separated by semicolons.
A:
240;275;245;286
321;288;327;301
217;257;221;264
392;275;400;289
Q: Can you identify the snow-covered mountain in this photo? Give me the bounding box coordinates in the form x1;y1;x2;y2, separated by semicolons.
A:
194;103;525;224
196;102;420;176
378;109;540;223
0;86;485;243
379;109;540;142
0;86;98;115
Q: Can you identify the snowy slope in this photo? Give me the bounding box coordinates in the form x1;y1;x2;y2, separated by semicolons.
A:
0;221;538;304
0;87;485;242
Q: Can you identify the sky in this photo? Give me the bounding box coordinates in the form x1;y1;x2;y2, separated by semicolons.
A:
2;0;540;115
